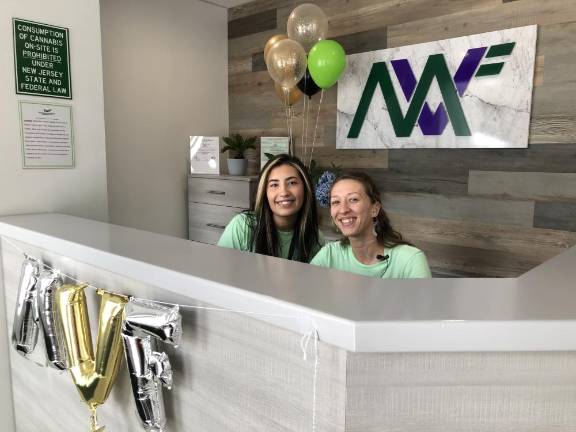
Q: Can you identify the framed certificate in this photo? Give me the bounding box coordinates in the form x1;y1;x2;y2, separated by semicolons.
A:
260;137;289;168
19;101;74;168
189;136;219;174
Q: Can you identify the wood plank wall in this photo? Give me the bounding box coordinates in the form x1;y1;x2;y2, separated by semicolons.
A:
227;0;576;277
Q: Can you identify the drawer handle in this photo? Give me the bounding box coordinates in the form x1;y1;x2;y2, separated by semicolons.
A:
207;190;225;195
206;223;226;230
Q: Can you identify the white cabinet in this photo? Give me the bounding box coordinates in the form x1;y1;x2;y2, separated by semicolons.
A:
188;174;257;244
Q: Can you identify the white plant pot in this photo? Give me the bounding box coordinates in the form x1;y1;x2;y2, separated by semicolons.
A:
227;158;247;176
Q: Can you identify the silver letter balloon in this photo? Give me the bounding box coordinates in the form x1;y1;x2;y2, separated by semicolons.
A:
12;257;40;356
122;299;182;432
12;257;68;370
36;270;67;370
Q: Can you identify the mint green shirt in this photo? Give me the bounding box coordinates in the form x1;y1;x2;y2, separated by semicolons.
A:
310;241;431;278
217;213;324;261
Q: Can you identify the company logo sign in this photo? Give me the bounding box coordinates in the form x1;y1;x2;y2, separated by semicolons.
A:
337;26;537;149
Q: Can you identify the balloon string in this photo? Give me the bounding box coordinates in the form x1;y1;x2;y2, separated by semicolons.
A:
309;89;324;168
305;91;311;163
301;74;307;161
289;105;294;156
283;87;292;156
2;236;101;293
2;235;320;432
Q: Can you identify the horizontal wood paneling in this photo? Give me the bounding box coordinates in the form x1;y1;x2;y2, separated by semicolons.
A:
229;55;252;75
252;52;267;72
530;114;576;144
468;171;576;200
389;213;576;257
387;0;576;48
366;169;468;195
229;0;576;277
229;28;281;58
382;192;535;227
275;0;499;39
387;144;576;174
228;8;277;39
332;27;388;55
418;240;541;277
534;201;576;232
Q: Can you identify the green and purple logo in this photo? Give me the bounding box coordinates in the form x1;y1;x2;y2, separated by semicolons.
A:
347;42;516;138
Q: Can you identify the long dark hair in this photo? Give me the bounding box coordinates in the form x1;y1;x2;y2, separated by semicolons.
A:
331;171;412;248
247;154;320;262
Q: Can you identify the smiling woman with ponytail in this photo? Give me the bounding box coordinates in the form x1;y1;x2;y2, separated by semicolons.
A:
311;171;431;278
217;154;324;263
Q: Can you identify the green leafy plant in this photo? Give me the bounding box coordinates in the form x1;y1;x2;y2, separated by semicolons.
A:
221;134;257;159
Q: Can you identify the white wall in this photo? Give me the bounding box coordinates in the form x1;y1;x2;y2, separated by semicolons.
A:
0;1;109;221
101;0;229;238
0;1;109;430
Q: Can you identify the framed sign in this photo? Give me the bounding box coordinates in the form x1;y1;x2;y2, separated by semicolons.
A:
19;101;74;169
260;137;289;168
13;18;72;99
337;25;537;149
189;136;219;174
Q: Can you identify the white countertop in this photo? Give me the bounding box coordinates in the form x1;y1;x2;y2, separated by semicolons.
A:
1;213;576;352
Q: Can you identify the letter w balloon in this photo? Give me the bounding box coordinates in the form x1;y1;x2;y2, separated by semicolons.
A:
57;285;128;432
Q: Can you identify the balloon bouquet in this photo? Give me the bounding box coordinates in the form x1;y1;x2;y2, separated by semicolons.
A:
264;3;346;166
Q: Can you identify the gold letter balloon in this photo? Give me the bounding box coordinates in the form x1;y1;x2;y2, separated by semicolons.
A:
57;284;128;432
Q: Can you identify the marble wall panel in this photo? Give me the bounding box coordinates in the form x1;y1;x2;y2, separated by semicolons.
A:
337;26;537;149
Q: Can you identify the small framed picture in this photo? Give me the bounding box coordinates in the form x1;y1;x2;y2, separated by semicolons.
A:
189;136;220;174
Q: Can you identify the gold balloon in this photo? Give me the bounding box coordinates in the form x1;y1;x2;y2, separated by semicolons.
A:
57;284;128;432
266;39;307;90
274;82;302;106
264;34;288;65
287;4;329;51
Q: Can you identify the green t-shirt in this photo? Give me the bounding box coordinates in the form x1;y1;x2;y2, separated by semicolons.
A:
217;213;324;261
310;241;431;279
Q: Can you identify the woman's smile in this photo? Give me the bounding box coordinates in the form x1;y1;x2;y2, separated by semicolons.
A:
330;179;380;240
266;164;305;229
275;197;296;208
337;216;357;228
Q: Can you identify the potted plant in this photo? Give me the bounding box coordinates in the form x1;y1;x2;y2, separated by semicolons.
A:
221;134;257;176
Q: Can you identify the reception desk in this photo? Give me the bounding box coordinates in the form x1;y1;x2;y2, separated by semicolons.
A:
1;213;576;431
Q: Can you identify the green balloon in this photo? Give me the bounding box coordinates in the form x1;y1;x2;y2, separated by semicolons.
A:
307;40;346;89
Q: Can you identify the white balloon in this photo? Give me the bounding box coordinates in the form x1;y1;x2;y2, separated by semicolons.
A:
287;4;328;52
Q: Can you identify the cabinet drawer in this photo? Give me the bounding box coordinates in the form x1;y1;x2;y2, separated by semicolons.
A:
188;177;254;207
188;202;244;244
188;227;222;245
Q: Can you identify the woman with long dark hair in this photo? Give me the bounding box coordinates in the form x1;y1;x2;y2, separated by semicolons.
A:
217;154;323;262
311;171;431;278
